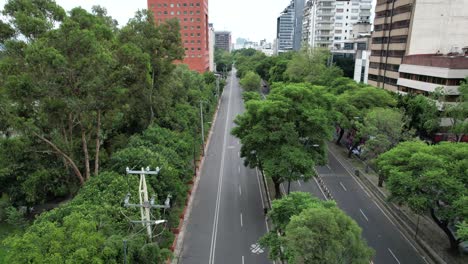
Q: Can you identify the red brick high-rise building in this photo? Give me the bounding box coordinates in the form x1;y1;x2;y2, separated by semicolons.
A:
148;0;209;72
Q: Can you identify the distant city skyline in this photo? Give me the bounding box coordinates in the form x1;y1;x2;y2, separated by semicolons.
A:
0;0;291;43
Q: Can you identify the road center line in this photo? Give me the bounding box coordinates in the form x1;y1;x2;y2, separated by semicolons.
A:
242;255;245;264
297;180;302;187
239;185;242;196
360;209;369;222
209;69;234;264
326;164;331;170
238;165;240;174
240;213;243;227
388;248;401;264
339;181;347;191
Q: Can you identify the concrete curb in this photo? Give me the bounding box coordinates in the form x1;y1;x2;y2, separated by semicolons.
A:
327;143;446;264
169;94;222;264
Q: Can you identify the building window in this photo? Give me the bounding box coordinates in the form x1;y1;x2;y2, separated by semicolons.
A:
335;30;342;34
337;9;344;12
170;4;174;7
357;42;367;50
344;43;354;50
371;50;405;57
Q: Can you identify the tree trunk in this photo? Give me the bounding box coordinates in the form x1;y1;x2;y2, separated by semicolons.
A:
273;179;282;199
94;110;101;176
378;175;384;187
336;127;345;145
430;207;459;250
34;132;85;185
80;123;91;180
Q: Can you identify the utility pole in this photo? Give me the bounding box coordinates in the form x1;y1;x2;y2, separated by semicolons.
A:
199;101;205;156
124;167;171;241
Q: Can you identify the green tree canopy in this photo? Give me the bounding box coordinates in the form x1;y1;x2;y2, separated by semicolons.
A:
334;86;396;145
376;141;468;249
232;83;336;197
239;71;261;92
357;108;406;182
443;78;468;141
284;47;343;85
260;192;374;264
397;94;440;138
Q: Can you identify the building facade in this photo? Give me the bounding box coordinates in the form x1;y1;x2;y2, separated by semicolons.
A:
302;0;374;49
147;0;210;72
368;0;468;95
293;0;306;50
214;31;231;52
277;1;295;52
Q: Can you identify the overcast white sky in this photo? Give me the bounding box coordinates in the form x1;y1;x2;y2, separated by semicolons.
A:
0;0;291;43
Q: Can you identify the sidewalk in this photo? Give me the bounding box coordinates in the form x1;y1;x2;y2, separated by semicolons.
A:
328;142;467;264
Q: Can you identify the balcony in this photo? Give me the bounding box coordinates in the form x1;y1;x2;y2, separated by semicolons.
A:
316;24;333;30
318;12;334;17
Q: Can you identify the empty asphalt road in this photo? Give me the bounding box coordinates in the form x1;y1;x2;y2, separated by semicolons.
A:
179;68;270;264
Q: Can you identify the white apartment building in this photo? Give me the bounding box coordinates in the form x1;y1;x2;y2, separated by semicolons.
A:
333;0;373;49
303;0;375;49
